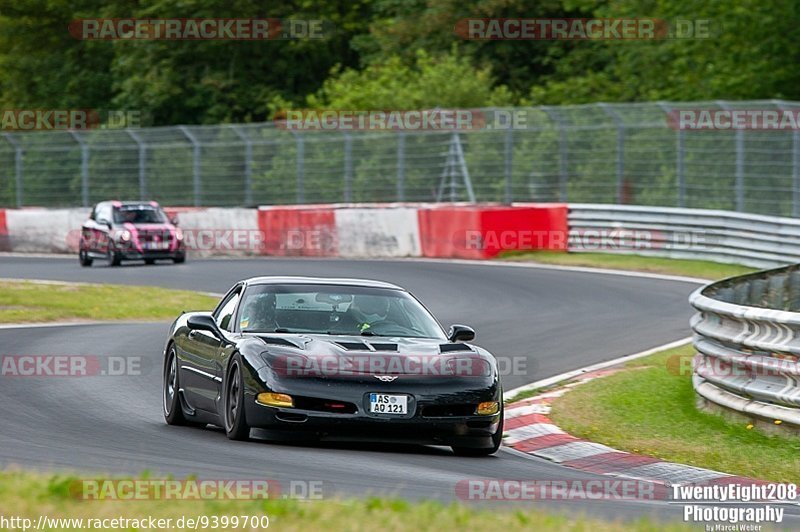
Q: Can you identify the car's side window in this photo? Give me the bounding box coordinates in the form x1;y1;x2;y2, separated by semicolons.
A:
215;290;241;332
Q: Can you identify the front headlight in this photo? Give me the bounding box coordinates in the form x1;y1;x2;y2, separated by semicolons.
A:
115;230;131;242
476;401;500;415
257;392;294;408
175;228;184;241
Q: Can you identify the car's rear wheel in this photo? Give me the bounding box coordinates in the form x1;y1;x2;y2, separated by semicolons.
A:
451;406;504;457
106;242;121;267
224;356;250;440
79;249;93;267
163;345;188;425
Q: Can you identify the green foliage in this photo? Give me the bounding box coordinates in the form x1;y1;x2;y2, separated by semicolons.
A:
1;0;798;123
307;49;513;110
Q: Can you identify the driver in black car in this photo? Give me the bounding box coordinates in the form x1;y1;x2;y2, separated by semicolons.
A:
347;295;390;334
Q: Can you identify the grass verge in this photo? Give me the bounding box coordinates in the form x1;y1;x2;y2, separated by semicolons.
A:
499;251;757;280
0;281;218;323
547;344;800;483
0;470;687;531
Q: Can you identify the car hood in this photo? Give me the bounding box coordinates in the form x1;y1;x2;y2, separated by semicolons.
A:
250;333;492;377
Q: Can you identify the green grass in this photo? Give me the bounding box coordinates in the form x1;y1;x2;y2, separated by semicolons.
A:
499;251;757;280
547;344;800;483
0;470;688;531
0;281;218;323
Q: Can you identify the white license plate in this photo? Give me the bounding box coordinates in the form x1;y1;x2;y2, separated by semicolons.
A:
145;241;169;250
369;393;408;415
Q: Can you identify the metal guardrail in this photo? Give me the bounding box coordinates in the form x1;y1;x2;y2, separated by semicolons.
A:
689;265;800;429
567;204;800;268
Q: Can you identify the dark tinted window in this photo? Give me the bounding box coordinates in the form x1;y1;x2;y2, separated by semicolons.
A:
113;205;167;224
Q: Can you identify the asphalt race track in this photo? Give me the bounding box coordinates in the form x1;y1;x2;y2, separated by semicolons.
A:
2;256;797;525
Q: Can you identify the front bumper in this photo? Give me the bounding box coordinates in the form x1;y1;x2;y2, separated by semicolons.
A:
243;389;502;448
118;249;185;260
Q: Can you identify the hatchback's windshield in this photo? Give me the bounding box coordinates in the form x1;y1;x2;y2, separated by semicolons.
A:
238;284;446;339
113;206;167;224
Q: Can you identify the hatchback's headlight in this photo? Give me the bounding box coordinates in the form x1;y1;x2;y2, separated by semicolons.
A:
115;230;131;242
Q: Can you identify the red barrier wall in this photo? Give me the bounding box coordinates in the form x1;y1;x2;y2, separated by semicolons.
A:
0;209;8;252
258;207;337;256
418;205;568;259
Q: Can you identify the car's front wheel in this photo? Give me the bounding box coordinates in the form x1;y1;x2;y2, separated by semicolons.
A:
224;355;250;440
163;345;188;425
79;249;93;267
106;242;122;267
451;407;504;457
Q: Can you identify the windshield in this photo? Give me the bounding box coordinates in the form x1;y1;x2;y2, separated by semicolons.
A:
113;206;167;224
238;284;446;339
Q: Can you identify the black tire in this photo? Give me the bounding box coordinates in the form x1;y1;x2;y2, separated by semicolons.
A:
451;405;504;457
163;345;188;425
106;242;121;267
224;355;250;441
79;250;93;267
173;254;186;264
144;258;156;265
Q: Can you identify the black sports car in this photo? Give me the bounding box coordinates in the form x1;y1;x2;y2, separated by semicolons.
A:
162;277;504;456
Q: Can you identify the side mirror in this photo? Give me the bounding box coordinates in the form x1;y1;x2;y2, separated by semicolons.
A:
448;324;475;342
170;216;179;225
187;314;224;339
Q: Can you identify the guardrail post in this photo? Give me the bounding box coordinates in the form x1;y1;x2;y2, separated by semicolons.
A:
768;273;788;309
229;125;253;206
599;104;625;203
68;131;90;207
676;129;686;207
396;133;406;202
793;129;800;218
178;126;202;207
789;270;800;311
717;102;745;211
749;278;767;305
657;102;685;207
716;287;734;304
733;282;749;305
293;131;305;204
126;130;148;201
504;128;513;204
542;107;569;202
343;132;352;203
4;133;24;207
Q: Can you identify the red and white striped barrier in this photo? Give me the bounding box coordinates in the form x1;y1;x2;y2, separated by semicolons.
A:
0;203;568;259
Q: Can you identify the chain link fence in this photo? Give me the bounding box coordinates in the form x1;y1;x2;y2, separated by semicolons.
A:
2;100;800;215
